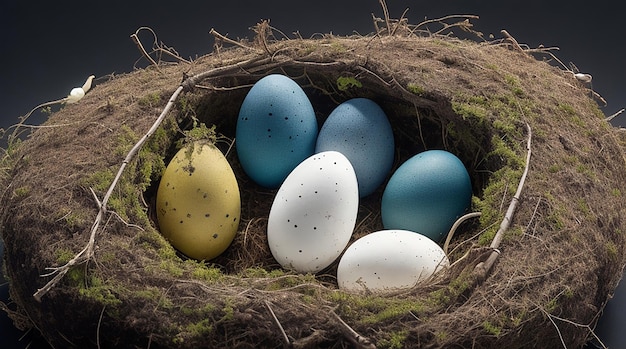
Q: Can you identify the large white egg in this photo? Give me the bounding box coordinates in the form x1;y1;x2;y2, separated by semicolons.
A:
381;150;472;242
267;151;359;273
315;98;394;197
236;74;318;188
337;229;449;293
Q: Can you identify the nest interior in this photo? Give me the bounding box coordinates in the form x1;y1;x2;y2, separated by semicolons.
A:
2;25;626;349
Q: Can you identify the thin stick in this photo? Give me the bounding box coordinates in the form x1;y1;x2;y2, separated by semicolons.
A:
130;29;160;70
500;30;526;54
330;311;376;349
209;28;254;51
410;14;479;35
474;123;532;278
390;8;410;36
264;300;290;347
605;108;625;122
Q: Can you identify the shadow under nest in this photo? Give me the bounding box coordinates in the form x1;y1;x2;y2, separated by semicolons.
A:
2;33;626;349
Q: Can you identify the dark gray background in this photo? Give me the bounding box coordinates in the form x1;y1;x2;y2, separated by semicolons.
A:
1;1;625;348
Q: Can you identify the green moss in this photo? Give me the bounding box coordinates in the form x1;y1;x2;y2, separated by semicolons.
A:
176;123;217;150
13;186;29;197
330;41;348;53
329;291;425;324
336;76;362;91
55;248;77;264
576;198;591;216
548;164;562;173
301;294;315;304
239;267;271;278
67;267;86;288
222;301;234;321
407;83;425;95
558;103;576;116
482;320;502;337
189;261;223;281
138;91;162;108
427;271;473;308
134;286;162;301
59;211;89;230
606;241;618;261
452;101;488;120
79;278;123;308
378;330;408;349
503;74;525;97
186;319;213;336
82;168;115;193
160;259;184;277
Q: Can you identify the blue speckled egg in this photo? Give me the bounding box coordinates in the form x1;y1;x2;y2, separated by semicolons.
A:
236;74;318;188
381;150;472;242
315;98;394;197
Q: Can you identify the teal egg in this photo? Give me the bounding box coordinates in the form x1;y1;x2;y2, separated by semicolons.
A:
381;150;472;242
236;74;318;188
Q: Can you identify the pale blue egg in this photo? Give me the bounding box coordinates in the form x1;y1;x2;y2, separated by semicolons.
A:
236;74;318;188
315;98;394;197
381;150;472;242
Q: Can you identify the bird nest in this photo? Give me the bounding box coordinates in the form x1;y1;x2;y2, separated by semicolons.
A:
2;16;626;349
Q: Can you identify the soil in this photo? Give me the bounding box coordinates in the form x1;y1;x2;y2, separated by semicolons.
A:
2;20;626;349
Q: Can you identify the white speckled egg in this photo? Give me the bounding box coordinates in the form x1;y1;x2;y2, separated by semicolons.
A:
156;142;241;260
236;74;318;188
337;229;449;293
381;150;472;242
315;98;394;197
267;151;359;273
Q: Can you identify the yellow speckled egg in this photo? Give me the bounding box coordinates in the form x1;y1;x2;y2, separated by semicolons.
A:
156;142;240;260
